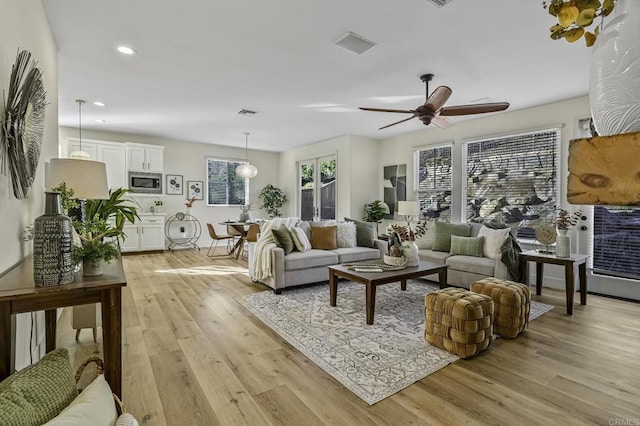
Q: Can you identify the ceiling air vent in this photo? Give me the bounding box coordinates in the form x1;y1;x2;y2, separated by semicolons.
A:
237;109;257;116
334;32;376;55
426;0;455;7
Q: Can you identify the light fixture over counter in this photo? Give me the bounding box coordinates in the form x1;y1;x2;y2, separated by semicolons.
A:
69;99;91;160
236;132;258;179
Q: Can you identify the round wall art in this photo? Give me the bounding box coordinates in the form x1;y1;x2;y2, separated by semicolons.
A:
0;49;47;199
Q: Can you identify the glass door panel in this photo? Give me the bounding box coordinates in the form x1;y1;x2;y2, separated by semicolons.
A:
319;157;336;220
298;156;336;221
299;161;315;221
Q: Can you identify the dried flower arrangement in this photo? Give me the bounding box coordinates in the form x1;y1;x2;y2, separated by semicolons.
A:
555;208;584;230
185;196;197;208
389;221;429;241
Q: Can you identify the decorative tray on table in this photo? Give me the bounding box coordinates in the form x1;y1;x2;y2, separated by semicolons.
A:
341;262;406;272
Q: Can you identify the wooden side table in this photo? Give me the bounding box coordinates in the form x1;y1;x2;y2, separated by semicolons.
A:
519;250;589;315
0;256;126;397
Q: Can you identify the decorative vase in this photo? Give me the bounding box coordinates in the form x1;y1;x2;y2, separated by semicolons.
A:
185;207;192;216
589;0;640;136
556;229;571;258
33;192;75;287
239;211;251;222
402;241;420;267
83;259;103;276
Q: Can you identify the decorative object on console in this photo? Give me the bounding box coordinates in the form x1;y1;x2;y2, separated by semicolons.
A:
166;174;183;195
534;224;557;254
235;132;258;179
555;207;584;258
543;0;616;46
0;49;46;199
258;184;287;218
363;200;388;234
239;203;252;222
187;180;203;200
33;192;75;287
589;0;640;136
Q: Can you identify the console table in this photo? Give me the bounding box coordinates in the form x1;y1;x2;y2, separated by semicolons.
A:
519;250;588;315
0;256;126;397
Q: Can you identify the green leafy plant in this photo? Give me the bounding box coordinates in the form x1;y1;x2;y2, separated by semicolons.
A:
363;200;387;223
543;0;616;46
84;188;140;238
72;215;120;264
51;183;79;215
258;184;287;218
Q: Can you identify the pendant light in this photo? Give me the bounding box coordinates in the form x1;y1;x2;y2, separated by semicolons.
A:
235;132;258;179
69;99;91;160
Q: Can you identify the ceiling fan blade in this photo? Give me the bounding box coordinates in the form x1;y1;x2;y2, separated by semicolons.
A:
379;116;416;130
439;102;510;116
425;86;452;111
431;116;454;130
359;107;415;114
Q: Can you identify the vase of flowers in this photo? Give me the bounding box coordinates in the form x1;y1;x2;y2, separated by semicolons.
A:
239;204;252;222
555;208;584;258
388;221;428;267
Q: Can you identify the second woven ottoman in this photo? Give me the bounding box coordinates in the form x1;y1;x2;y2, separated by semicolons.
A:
424;288;494;358
471;277;530;339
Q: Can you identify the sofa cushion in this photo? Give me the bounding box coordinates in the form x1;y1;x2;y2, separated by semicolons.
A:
336;222;357;248
446;255;496;276
450;235;485;257
478;225;510;259
272;225;295;254
0;348;77;426
345;218;376;248
432;222;471;252
418;249;451;263
415;220;436;249
284;249;338;271
311;226;337;250
289;226;311;252
331;247;380;263
298;221;312;241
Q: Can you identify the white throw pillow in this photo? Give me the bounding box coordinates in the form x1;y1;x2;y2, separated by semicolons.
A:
415;221;436;249
336;222;357;248
477;225;511;259
44;374;117;426
289;226;312;252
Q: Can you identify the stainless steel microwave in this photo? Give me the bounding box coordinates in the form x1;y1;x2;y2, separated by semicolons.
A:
128;171;163;194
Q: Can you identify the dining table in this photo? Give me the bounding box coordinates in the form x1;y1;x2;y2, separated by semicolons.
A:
219;221;253;259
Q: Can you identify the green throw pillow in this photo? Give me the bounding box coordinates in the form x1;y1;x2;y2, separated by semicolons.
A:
345;218;376;248
432;221;471;252
450;235;485;257
272;225;295;255
0;348;77;426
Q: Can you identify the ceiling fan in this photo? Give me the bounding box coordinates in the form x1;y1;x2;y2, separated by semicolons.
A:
359;74;509;130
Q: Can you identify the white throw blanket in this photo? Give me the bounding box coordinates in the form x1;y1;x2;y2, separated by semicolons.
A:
250;217;300;281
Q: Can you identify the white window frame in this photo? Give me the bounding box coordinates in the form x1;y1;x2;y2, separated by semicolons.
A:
205;157;249;207
413;143;453;221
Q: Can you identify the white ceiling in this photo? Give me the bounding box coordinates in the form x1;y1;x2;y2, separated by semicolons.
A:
42;0;591;152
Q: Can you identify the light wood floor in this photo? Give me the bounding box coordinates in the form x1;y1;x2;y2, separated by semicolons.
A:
56;249;640;426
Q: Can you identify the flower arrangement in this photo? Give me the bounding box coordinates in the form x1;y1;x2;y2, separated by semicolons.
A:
185;196;196;208
555;208;584;230
543;0;616;46
389;221;429;242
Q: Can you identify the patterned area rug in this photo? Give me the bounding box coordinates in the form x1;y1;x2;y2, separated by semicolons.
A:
244;280;554;405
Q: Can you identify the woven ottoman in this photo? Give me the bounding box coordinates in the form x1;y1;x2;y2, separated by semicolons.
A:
471;277;530;339
424;288;494;358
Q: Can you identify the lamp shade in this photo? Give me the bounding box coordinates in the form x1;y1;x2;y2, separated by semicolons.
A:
47;158;110;199
236;162;258;179
397;201;420;216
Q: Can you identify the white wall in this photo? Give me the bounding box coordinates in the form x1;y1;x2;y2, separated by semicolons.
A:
58;127;280;246
1;0;59;369
278;135;379;220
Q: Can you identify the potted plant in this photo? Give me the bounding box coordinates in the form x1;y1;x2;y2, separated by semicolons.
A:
363;200;387;234
258;184;287;218
72;215;121;276
554;208;584;258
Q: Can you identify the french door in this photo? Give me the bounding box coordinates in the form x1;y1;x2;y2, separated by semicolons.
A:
298;156;336;221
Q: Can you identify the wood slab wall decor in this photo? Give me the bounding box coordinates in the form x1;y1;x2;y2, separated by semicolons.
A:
568;131;640;205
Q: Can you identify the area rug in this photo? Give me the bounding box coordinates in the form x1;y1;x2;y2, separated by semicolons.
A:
244;280;554;405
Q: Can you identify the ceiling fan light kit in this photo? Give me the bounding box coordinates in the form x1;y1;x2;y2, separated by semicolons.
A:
360;73;509;130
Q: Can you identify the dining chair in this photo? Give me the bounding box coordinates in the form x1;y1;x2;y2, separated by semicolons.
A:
242;223;261;259
206;224;234;257
227;224;243;247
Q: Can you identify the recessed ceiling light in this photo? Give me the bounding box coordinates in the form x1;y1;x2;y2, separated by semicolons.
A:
95;119;105;123
116;46;136;55
93;101;105;107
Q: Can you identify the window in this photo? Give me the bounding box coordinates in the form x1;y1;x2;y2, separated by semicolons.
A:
414;144;452;221
463;129;560;238
206;159;247;206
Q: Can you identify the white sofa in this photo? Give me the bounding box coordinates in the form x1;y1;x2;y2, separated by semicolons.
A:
416;222;514;288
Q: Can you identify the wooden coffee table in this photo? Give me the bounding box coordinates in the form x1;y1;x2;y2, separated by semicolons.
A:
328;260;449;325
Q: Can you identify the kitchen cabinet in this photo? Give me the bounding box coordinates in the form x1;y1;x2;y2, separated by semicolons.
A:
119;214;165;252
126;143;164;172
65;139;126;190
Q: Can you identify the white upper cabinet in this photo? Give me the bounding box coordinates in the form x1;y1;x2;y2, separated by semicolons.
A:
126;143;164;172
64;139;126;190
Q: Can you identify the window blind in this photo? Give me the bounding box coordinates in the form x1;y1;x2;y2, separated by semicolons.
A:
207;159;247;206
593;206;640;279
463;129;560;238
414;145;452;221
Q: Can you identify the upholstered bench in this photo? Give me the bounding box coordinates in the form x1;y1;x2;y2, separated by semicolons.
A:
424;288;494;358
471;277;530;338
